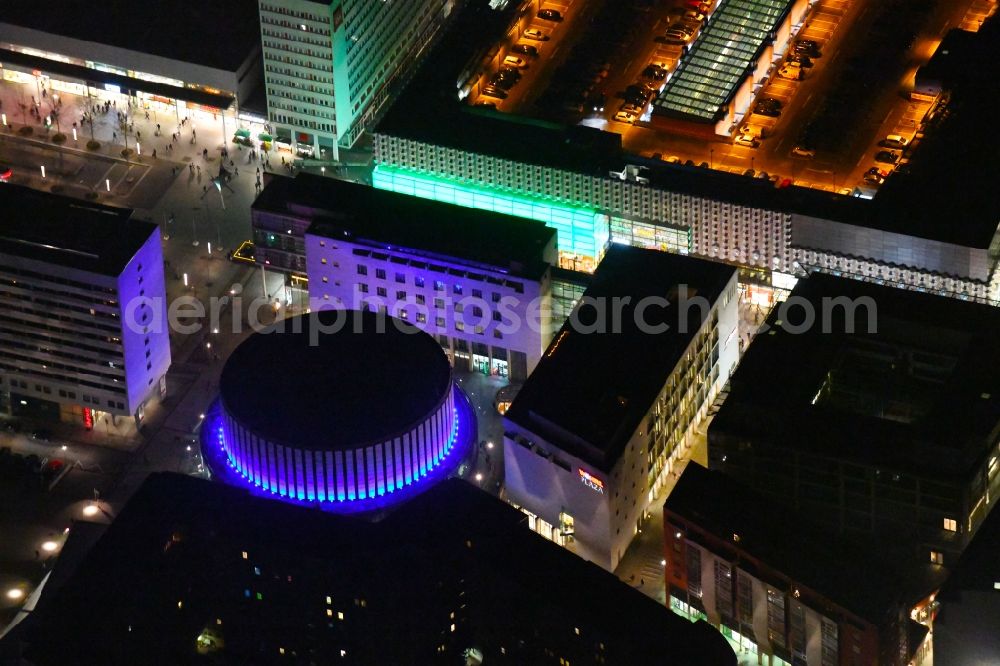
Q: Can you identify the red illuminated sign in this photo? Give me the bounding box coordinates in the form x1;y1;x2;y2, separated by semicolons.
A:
579;469;605;494
83;407;94;431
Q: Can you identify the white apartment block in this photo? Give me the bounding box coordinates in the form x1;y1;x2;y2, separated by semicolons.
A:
302;177;557;383
0;186;170;425
259;0;453;160
503;246;739;571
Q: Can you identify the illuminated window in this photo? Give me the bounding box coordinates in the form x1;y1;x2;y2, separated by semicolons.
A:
338;611;344;620
930;551;943;565
943;518;957;531
241;551;248;559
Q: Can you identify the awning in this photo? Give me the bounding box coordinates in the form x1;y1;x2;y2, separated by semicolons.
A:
234;128;251;138
257;133;273;141
0;48;235;110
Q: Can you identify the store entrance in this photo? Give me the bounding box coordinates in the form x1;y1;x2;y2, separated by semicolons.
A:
490;358;509;378
473;354;490;375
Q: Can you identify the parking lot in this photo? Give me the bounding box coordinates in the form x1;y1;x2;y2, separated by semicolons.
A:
467;0;991;196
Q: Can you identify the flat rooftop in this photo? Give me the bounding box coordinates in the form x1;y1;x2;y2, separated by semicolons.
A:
653;0;795;122
13;473;736;665
710;273;1000;476
666;464;935;625
377;0;1000;250
0;0;260;72
506;244;736;472
220;311;452;449
260;174;557;279
0;184;152;277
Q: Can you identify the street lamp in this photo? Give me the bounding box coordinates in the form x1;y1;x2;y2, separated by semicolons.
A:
474;473;483;482
41;541;59;553
5;588;24;601
82;503;100;517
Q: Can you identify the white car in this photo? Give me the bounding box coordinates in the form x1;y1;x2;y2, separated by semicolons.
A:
778;63;801;80
882;134;909;148
791;145;816;158
523;28;550;41
735;134;760;148
613;110;637;124
504;55;527;68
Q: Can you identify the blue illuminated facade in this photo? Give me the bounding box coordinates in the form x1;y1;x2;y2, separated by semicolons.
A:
200;385;477;513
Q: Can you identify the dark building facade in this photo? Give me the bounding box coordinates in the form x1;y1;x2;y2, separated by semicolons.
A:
708;274;1000;568
8;473;736;665
665;465;931;666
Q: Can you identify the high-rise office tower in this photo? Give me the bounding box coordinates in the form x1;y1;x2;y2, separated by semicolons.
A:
258;0;454;161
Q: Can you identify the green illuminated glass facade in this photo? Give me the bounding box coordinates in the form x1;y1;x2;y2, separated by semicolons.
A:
373;165;608;265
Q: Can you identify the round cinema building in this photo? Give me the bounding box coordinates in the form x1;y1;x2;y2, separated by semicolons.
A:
201;310;475;512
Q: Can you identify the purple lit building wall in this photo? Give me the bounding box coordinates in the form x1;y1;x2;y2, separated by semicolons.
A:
218;387;458;502
306;234;553;383
118;230;171;419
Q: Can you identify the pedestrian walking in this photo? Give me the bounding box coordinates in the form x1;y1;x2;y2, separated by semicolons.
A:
189;164;194;174
235;167;238;176
136;130;141;141
203;148;208;158
156;123;161;133
152;149;157;159
112;131;117;141
202;185;207;194
196;165;201;174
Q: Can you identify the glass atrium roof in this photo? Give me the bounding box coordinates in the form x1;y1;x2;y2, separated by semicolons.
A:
653;0;794;121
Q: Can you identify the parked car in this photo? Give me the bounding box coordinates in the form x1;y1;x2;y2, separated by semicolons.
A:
664;28;693;44
874;150;899;164
880;134;908;148
613;110;638;124
684;10;706;21
753;98;782;117
623;84;652;106
537;8;564;21
735;134;760;148
864;167;887;184
588;91;607;112
642;64;667;81
511;43;539;57
523;28;550;41
504;55;528;68
778;63;802;80
791;145;816;158
482;86;508;99
794;39;821;57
